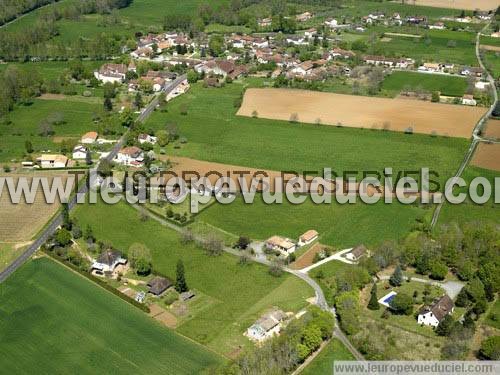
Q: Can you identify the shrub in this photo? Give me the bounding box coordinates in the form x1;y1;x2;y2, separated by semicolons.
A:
164;290;179;306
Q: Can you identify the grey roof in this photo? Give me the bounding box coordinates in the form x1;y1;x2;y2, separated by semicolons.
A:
147;276;172;295
97;250;122;267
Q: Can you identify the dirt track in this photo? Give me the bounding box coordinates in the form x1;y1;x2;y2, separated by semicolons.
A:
237;88;486;138
412;0;498;11
471;143;500;171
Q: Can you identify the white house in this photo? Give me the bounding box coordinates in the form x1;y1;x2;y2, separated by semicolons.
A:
429;22;445;30
37;154;68;169
246;310;287;342
324;18;338;28
72;145;88;159
81;131;98;144
462;94;477;106
290;61;313;76
475;81;490;90
298;230;319;246
91;250;127;276
265;236;296;255
417;295;454;327
115;146;144;167
94;63;128;84
138;134;157;144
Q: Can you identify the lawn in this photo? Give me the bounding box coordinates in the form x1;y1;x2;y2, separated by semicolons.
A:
376;31;477;65
196;194;427;248
0;98;110;162
145;81;469;186
0;257;222;374
301;338;354;375
381;71;468;97
73;199;314;355
483;51;500;80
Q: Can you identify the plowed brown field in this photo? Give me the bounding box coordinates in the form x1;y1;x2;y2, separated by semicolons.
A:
237;88;487;138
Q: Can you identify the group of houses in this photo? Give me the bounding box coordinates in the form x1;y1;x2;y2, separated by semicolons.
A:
265;230;319;257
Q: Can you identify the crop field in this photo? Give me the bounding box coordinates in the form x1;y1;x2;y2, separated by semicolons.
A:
412;0;499;11
238;88;485;138
74;199;314;356
484;119;500;139
381;71;468;97
0;257;222;373
483;51;500;79
196;195;427;248
145;82;469;185
471;143;500;171
0;98;106;162
0;172;70;242
301;338;355;375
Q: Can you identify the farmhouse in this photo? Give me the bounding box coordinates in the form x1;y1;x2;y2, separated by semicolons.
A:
246;309;287;342
94;63;128;84
116;146;144;167
329;48;355;59
265;236;296;255
345;245;367;262
91;250;127;275
36;154;68;169
290;61;314;76
417;295;454;327
324;18;338;28
131;46;154;59
462;94;477;106
81;131;98;144
298;230;319;246
72;145;88;159
147;276;172;296
428;22;445;30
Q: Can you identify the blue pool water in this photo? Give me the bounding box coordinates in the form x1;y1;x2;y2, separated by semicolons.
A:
384;294;396;304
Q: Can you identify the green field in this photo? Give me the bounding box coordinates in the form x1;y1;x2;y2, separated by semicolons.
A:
0;98;106;162
145;80;469;185
0;257;222;374
483;51;500;80
376;30;477;65
0;60;103;81
381;71;468;97
301;338;355;375
196;195;427;248
74;199;314;355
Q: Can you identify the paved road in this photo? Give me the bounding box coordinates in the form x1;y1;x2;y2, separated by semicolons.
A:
431;22;499;228
0;77;187;283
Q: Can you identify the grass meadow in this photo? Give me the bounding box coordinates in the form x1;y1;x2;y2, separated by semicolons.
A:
0;257;222;374
381;71;468;97
145;81;469;186
0;98;104;162
301;338;355;375
74;199;314;356
196;195;427;248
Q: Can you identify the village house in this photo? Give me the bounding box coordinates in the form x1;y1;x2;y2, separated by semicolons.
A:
91;250;127;276
72;145;88;160
81;131;98;144
37;154;68;169
265;236;296;255
428;22;445;30
147;276;172;296
258;18;272;27
138;134;157;144
298;230;319;246
460;66;483;77
329;48;355;59
115;146;144;167
418;62;442;73
166;78;190;101
304;28;317;38
417;295;454;327
94;63;128;83
462;94;477;106
296;11;313;22
290;60;314;76
345;244;367;262
324;18;338;28
246;309;287;342
286;35;308;46
130;46;154;59
406;16;426;25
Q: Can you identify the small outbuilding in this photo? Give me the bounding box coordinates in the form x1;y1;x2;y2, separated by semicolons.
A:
147;276;172;296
